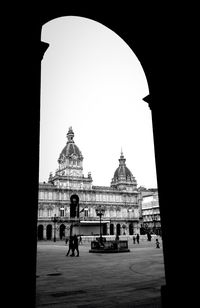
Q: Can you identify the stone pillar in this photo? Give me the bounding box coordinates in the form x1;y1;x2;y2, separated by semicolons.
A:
56;224;60;240
114;223;117;235
65;224;70;237
43;225;47;240
127;223;130;235
121;223;125;235
133;222;140;235
107;222;110;235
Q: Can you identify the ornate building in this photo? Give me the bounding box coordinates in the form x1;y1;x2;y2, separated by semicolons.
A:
37;127;141;240
140;189;161;235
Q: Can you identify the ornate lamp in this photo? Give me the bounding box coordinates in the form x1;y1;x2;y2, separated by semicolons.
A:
95;206;105;239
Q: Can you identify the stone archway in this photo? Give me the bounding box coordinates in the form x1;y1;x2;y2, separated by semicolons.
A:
129;223;133;235
59;224;66;240
46;224;52;240
38;225;44;240
110;223;114;235
103;223;107;235
116;223;121;236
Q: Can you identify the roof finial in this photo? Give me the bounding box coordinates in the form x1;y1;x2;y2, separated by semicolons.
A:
120;147;124;158
66;126;74;143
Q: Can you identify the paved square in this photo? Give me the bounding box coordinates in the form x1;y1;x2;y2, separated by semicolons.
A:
36;238;165;307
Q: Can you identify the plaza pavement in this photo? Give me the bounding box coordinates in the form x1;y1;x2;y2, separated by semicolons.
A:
36;237;166;307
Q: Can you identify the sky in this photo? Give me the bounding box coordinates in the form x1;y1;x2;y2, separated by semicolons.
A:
39;16;157;188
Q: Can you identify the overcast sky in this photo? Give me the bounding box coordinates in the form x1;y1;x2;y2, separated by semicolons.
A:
39;16;157;188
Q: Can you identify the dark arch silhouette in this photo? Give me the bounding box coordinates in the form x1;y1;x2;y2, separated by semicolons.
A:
129;223;133;235
116;223;121;236
46;224;52;240
59;224;66;240
12;7;189;308
103;223;107;235
110;223;114;235
37;225;44;240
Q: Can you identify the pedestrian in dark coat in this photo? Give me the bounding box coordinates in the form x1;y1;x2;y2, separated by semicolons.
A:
66;235;74;256
73;234;79;257
147;232;152;241
136;233;140;244
156;238;160;248
133;235;136;244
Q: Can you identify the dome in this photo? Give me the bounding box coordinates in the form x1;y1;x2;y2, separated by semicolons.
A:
111;150;137;190
59;143;83;160
114;165;133;179
58;127;83;163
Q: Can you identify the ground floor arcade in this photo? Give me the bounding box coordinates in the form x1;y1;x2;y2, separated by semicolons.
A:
37;220;140;241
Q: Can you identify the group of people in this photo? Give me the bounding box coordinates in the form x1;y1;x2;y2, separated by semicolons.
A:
133;233;140;244
133;233;160;248
65;234;79;257
65;233;160;255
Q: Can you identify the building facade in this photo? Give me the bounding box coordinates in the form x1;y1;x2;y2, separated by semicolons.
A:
140;190;161;235
37;127;141;240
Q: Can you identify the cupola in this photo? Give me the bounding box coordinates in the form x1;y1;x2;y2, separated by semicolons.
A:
111;150;137;191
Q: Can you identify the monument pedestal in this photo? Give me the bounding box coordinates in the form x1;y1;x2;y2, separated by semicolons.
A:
89;239;130;253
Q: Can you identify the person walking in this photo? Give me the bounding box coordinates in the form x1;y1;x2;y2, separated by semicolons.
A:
79;235;82;245
147;232;152;242
156;238;160;248
73;234;79;257
133;234;136;244
66;235;74;256
136;233;140;244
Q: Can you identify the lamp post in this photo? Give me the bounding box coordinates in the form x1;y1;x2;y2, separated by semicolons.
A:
51;214;59;242
95;206;105;240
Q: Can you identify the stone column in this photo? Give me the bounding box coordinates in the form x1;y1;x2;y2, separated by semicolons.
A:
133;222;139;235
107;222;110;235
65;224;71;237
43;225;47;240
121;224;123;235
127;223;130;235
114;223;117;235
56;224;60;240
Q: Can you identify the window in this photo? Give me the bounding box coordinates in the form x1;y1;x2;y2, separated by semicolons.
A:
60;208;65;217
39;209;43;217
47;209;52;217
84;209;89;217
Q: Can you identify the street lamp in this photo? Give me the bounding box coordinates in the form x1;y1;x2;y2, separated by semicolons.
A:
51;214;59;242
95;206;105;240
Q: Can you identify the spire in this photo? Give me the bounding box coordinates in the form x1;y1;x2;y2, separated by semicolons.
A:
120;147;124;158
119;148;126;165
66;126;74;143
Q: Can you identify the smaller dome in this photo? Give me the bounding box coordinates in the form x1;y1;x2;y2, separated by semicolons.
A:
113;150;133;180
111;150;137;190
